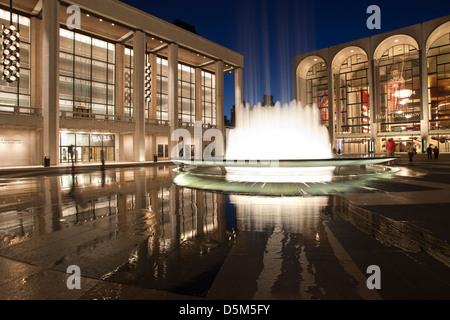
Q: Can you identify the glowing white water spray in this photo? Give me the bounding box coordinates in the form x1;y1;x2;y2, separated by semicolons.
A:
225;100;332;161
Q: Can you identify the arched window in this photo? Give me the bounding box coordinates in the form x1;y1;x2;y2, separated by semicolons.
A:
306;62;328;125
428;32;450;131
338;54;370;134
376;43;421;133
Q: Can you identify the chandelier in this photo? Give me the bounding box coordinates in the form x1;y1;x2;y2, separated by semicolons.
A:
145;62;151;102
2;1;20;83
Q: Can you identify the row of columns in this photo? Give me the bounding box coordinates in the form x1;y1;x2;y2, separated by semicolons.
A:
40;0;244;165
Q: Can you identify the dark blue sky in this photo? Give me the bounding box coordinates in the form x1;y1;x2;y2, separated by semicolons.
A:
121;0;450;119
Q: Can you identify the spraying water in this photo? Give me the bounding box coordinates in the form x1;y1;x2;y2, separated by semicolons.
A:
225;100;332;161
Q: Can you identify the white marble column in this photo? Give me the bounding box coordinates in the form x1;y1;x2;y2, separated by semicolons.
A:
235;67;243;109
115;43;125;119
194;68;203;160
195;68;203;123
420;47;430;151
327;67;336;150
215;61;224;132
168;43;179;159
215;61;225;158
133;30;146;162
42;0;60;166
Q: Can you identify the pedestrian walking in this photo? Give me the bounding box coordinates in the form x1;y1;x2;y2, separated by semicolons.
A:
406;142;416;163
427;144;433;159
433;146;440;160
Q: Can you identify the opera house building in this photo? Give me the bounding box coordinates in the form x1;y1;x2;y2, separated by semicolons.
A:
294;15;450;155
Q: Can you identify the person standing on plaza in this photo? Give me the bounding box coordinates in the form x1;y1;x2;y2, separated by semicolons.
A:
433;146;440;160
386;138;396;165
387;138;396;157
101;149;105;170
427;144;433;160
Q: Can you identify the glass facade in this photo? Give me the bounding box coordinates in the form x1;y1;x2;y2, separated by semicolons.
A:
376;44;421;133
428;33;450;131
59;28;115;119
202;70;216;126
178;63;196;125
306;62;328;125
60;132;115;163
337;54;370;134
0;9;30;113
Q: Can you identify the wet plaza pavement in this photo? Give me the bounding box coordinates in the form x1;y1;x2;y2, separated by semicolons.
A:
0;155;449;301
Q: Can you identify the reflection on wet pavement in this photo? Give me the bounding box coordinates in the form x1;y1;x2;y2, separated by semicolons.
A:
208;196;379;300
0;164;449;300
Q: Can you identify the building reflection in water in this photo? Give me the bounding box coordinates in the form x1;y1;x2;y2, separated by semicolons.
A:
0;166;235;296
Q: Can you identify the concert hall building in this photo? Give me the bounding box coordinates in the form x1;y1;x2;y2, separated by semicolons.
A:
0;0;244;167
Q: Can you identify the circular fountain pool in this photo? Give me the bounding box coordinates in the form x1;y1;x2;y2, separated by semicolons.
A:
172;157;398;196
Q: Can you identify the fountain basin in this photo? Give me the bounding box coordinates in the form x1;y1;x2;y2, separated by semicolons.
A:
174;157;397;168
172;157;399;196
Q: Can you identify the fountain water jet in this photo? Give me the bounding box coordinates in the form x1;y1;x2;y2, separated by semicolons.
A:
226;100;332;161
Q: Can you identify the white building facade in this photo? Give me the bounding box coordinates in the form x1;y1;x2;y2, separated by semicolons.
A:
0;0;244;166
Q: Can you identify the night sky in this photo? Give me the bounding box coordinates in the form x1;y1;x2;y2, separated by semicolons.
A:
120;0;450;119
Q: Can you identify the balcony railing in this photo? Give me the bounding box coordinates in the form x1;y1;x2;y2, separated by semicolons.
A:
177;120;218;129
0;106;42;116
0;107;217;129
60;110;134;122
146;118;169;126
61;111;171;126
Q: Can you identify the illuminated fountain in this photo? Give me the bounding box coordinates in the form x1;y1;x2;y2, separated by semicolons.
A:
173;100;397;196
